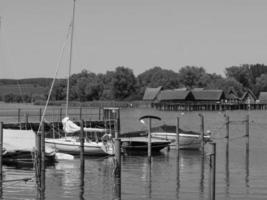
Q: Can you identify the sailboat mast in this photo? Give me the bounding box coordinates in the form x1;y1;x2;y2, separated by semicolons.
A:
66;0;76;117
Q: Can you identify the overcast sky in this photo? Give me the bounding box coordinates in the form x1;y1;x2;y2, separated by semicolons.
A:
1;0;267;79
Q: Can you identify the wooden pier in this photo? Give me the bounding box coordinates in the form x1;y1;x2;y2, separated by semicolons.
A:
152;102;267;112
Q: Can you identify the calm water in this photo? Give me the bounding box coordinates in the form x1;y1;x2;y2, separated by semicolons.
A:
2;109;267;199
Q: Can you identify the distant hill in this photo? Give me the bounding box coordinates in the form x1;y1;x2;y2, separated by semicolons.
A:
0;78;53;87
0;78;55;99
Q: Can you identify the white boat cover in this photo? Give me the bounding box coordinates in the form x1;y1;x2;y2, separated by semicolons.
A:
62;117;106;133
3;129;36;152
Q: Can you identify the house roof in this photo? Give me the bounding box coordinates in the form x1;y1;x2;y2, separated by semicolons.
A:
191;90;225;101
157;89;193;101
225;87;239;100
241;89;256;101
142;86;162;101
259;92;267;103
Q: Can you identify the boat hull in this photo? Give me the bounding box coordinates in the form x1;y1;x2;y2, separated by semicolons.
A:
121;137;170;153
3;150;56;168
45;138;114;156
151;132;210;150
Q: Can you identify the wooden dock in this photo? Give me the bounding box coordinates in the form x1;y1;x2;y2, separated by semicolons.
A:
152;102;267;112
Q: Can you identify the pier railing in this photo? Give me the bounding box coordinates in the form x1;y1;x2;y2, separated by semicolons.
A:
0;107;102;124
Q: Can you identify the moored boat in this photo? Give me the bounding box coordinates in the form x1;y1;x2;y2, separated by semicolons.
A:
122;124;211;150
121;137;170;153
3;129;56;168
45;117;114;156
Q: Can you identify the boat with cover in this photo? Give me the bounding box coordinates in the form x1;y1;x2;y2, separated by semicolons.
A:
45;117;114;156
3;129;56;168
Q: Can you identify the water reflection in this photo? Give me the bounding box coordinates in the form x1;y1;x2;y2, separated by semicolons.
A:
147;158;152;199
80;161;84;200
225;141;229;196
176;151;180;200
199;153;205;200
245;138;249;190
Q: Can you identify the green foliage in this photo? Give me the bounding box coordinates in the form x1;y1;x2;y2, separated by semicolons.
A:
255;74;267;96
112;66;137;100
3;93;32;103
178;66;207;88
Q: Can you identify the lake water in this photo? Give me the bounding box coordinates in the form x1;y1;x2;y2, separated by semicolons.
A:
1;108;267;199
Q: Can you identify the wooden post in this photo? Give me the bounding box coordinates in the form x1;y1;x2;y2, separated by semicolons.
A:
225;115;230;139
0;122;3;196
176;117;180;151
39;108;42;123
245;115;249;137
99;107;101;121
80;120;85;200
25;112;29;129
59;108;62;122
114;138;121;178
148;118;152;160
114;118;121;178
176;117;180;198
79;107;82;120
80;120;85;171
35;125;42;198
40;122;46;198
18;108;21;125
199;113;205;152
114;116;121;199
209;142;216;200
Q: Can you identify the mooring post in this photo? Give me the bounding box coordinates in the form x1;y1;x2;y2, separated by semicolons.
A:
176;117;180;151
59;108;62;122
35;124;42;198
148;117;152;160
114;117;121;176
80;120;85;200
199;113;205;152
176;117;180;199
0;122;3;196
79;107;82;120
17;108;20;123
25;112;29;129
245;114;249;138
80;120;85;171
40;122;46;198
39;108;42;123
225;115;230;139
209;142;216;200
99;107;101;121
114;116;121;199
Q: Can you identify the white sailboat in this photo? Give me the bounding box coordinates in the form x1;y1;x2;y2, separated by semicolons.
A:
45;0;114;156
45;117;114;156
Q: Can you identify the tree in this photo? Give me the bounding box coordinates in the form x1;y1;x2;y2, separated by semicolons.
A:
225;65;251;88
137;66;180;89
51;80;66;100
111;66;137;100
178;66;207;88
255;73;267;96
207;77;244;97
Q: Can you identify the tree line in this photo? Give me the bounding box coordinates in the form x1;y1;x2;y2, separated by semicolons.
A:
2;64;267;103
50;64;267;101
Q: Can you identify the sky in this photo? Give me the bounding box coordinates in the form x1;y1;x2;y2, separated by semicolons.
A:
1;0;267;79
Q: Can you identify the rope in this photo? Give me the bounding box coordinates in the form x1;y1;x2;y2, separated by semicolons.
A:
37;24;72;134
